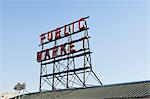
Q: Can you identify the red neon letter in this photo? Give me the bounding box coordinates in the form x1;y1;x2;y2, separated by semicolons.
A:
69;42;75;53
55;28;61;39
78;18;86;30
44;49;50;60
48;31;53;41
37;52;42;61
60;44;66;55
64;25;70;36
40;34;46;44
72;22;75;33
52;46;58;58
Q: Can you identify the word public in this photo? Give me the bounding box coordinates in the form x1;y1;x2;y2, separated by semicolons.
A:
40;18;87;45
37;17;89;62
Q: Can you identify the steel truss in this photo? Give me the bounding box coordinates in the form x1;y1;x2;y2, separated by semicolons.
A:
39;17;102;91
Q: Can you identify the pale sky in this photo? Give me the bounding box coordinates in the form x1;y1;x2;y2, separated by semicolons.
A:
0;0;150;93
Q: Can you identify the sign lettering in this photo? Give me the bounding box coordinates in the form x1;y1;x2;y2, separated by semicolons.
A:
37;17;89;62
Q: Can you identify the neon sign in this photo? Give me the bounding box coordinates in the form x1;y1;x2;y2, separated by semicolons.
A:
37;16;102;91
37;17;89;62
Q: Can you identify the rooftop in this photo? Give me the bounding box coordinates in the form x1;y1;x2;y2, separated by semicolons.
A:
11;80;150;99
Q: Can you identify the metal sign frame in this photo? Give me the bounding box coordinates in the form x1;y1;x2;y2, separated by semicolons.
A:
37;16;102;91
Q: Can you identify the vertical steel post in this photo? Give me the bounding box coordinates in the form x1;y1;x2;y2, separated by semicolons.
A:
39;44;44;91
